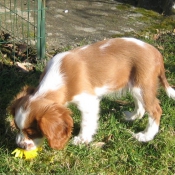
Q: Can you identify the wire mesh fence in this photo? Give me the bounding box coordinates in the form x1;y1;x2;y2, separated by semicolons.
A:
0;0;45;61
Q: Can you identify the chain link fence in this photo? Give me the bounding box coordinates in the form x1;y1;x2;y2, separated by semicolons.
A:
0;0;46;61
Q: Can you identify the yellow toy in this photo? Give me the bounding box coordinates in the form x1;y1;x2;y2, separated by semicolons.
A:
11;147;42;159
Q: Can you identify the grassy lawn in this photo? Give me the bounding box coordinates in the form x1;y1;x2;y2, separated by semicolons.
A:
0;32;175;174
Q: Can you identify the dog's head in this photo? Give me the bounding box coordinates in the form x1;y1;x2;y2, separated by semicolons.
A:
9;86;73;151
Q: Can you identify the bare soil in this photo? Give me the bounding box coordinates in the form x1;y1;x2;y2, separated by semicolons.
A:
45;0;162;51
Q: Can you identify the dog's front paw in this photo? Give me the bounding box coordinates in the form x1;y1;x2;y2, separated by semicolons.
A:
72;135;92;145
134;132;154;142
72;136;83;145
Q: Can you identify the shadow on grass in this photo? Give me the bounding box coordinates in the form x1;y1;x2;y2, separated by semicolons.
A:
165;63;175;76
100;97;149;133
100;97;132;121
0;62;42;150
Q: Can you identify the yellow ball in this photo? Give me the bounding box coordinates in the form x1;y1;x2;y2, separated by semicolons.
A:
11;147;42;159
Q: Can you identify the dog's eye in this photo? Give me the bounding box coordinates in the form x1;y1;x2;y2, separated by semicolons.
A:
27;133;34;139
24;128;42;139
25;128;37;139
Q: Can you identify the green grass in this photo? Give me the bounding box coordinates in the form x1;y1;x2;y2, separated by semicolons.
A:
0;33;175;174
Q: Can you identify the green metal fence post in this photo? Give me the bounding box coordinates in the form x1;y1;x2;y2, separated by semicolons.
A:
0;0;46;61
37;0;41;59
41;0;46;59
37;0;46;60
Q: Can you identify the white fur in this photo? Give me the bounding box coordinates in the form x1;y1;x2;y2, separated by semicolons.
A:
31;52;68;100
99;42;111;50
166;87;175;100
94;86;110;97
15;107;29;129
15;107;44;150
134;116;159;142
16;132;25;144
173;3;175;9
16;132;44;151
80;45;89;50
124;87;145;120
123;37;145;47
72;93;100;144
95;83;132;99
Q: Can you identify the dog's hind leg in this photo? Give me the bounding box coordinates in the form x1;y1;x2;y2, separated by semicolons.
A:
134;85;162;142
124;87;145;121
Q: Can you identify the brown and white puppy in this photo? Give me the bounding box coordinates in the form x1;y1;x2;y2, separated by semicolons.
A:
9;37;175;151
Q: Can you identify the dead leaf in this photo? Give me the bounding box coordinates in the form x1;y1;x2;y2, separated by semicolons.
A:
16;62;34;72
4;43;13;48
157;45;164;50
16;43;27;52
153;34;160;40
92;142;105;148
104;134;113;142
116;100;130;105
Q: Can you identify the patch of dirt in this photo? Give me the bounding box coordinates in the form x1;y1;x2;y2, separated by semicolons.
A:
45;0;162;51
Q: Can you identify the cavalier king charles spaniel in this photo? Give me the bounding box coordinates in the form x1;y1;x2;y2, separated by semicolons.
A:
9;37;175;150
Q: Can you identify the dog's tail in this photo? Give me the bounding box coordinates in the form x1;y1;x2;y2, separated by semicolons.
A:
159;63;175;100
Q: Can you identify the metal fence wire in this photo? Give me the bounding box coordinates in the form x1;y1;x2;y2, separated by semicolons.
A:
0;0;45;61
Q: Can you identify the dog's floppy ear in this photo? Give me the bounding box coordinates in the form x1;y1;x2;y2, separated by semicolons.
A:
8;86;35;116
38;104;73;150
